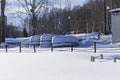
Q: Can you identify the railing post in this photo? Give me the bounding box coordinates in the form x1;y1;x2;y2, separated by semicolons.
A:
91;56;95;62
5;44;8;53
19;43;21;53
51;43;53;52
94;42;96;53
114;58;117;63
100;54;104;59
33;44;36;53
71;43;73;52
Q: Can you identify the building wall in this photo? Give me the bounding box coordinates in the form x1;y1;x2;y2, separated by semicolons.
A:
111;12;120;43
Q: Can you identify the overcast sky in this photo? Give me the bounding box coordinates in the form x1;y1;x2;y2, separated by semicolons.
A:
6;0;88;26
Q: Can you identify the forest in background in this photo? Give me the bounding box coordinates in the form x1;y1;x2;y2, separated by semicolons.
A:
1;0;120;39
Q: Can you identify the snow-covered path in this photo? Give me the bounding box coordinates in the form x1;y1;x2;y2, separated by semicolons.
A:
0;51;120;80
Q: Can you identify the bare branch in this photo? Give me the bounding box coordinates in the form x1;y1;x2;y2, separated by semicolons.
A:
17;0;48;35
16;11;29;15
15;13;30;24
35;0;44;8
17;0;31;15
35;0;46;12
24;0;31;13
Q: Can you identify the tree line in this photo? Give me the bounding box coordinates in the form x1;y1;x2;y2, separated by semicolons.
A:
0;0;120;43
23;0;120;36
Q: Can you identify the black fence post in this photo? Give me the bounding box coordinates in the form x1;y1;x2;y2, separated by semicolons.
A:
51;43;53;52
19;43;21;53
94;42;96;53
5;44;8;53
114;58;117;63
71;43;73;52
100;54;104;59
33;44;36;53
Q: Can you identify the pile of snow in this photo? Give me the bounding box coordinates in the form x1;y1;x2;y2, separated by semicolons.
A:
70;32;113;48
40;34;54;47
21;38;31;47
5;38;26;44
71;32;99;40
30;34;41;45
3;32;120;80
52;35;79;47
4;32;114;48
0;50;120;80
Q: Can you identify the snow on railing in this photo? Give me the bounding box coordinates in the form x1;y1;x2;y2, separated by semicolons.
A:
1;42;77;53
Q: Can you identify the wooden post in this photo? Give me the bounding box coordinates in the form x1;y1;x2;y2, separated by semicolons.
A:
100;54;104;59
91;56;93;62
114;58;116;63
5;44;7;53
94;42;96;53
33;44;36;53
19;43;21;53
91;56;95;62
71;43;73;52
51;43;53;52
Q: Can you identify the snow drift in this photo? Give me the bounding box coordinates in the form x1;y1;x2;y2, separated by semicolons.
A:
52;35;79;47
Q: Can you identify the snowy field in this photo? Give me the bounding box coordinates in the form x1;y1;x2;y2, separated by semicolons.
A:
1;33;120;80
0;48;120;80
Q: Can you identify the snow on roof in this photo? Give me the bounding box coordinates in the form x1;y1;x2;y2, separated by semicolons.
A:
52;35;79;43
52;35;79;47
5;38;29;44
30;35;41;45
40;34;54;47
109;8;120;12
40;34;54;41
30;34;41;42
21;38;31;45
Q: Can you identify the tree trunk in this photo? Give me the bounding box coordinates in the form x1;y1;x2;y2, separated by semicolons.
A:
0;0;6;43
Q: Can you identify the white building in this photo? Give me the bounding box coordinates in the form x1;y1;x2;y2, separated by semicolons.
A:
110;8;120;43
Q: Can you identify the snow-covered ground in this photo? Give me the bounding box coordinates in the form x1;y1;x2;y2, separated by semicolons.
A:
0;49;120;80
1;33;120;80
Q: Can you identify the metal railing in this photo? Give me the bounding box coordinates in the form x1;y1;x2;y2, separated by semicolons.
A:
0;41;78;53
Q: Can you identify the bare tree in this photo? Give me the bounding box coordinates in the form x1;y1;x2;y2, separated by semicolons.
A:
0;0;6;43
17;0;47;35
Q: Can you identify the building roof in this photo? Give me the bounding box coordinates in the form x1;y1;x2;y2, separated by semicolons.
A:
109;8;120;12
